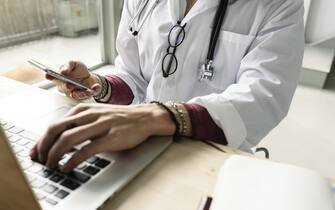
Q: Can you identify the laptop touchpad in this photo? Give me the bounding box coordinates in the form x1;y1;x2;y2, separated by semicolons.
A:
30;106;72;134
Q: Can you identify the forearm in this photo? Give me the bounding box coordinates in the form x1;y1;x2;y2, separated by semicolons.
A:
153;102;227;145
92;74;226;144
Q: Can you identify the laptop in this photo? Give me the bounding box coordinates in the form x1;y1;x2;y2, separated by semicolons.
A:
0;77;172;210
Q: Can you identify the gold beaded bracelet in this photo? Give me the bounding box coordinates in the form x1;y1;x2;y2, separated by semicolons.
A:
172;103;188;136
165;101;189;137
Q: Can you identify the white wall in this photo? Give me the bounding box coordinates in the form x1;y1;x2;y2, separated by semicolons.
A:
305;0;335;45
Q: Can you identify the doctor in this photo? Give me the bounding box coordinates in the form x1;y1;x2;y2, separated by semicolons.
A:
30;0;304;172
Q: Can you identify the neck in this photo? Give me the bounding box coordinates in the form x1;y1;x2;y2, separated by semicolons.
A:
185;0;197;16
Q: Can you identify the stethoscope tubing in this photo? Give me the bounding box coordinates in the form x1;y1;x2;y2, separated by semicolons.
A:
128;0;150;29
129;0;160;36
207;0;229;61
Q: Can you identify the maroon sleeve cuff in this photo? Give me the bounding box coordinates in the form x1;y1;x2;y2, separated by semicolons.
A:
105;75;134;105
183;103;227;145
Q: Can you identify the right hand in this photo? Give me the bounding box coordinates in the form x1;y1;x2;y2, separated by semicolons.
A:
47;61;102;100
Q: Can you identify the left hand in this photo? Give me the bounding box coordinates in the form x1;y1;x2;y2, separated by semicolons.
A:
30;103;175;173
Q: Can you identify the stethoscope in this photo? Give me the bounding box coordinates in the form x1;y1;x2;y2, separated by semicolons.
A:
199;0;229;81
128;0;231;82
128;0;160;36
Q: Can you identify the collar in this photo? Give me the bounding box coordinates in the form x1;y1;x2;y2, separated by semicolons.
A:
168;0;238;24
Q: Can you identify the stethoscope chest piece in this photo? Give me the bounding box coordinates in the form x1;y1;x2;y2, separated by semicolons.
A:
199;60;215;81
198;0;229;82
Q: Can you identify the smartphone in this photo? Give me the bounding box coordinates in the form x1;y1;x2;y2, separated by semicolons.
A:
28;59;96;94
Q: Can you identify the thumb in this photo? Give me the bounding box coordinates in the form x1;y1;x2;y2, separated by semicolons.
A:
60;61;76;75
91;83;103;96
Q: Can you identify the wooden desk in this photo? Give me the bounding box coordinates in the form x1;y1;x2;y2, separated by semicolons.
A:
0;76;251;210
102;139;250;210
0;64;44;85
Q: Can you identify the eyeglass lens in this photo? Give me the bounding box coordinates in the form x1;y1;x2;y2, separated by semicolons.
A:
162;22;187;77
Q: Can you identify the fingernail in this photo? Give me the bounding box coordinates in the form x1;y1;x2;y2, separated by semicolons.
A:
46;161;53;169
29;149;35;158
39;154;45;163
60;165;70;173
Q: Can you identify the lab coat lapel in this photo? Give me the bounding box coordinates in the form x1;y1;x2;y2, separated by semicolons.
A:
182;0;220;23
167;0;186;23
182;0;238;23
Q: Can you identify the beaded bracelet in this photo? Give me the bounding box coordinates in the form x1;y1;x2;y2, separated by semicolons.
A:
151;101;181;142
172;103;188;136
93;73;109;102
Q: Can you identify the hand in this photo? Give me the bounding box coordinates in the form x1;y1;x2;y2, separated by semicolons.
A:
30;103;175;173
47;61;102;100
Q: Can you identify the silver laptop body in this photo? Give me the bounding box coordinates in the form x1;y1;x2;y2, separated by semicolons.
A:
0;82;172;210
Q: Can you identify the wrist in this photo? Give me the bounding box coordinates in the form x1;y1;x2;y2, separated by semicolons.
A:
139;104;176;136
90;73;102;95
92;74;111;102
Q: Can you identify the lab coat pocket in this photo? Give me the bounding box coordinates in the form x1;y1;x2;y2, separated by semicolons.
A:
203;30;255;90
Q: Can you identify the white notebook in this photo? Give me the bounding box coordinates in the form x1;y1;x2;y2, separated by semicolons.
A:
210;155;335;210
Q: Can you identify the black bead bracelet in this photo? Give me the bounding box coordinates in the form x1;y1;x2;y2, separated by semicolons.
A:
151;101;181;142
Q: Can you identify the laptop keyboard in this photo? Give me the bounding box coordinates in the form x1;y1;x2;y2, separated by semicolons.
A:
0;121;112;208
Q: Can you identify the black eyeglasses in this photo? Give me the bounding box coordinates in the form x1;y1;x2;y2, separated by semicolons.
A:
162;21;187;78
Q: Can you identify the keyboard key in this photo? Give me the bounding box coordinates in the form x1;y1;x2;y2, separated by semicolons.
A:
55;189;69;199
25;141;35;149
19;130;39;141
20;160;34;170
35;192;46;200
4;131;13;138
2;124;14;130
86;156;99;164
46;198;58;206
25;173;36;183
76;162;87;170
50;174;64;183
17;138;31;146
28;163;43;173
60;179;81;190
68;170;90;183
43;184;58;194
17;149;31;157
95;159;111;168
67;148;78;156
7;135;21;143
31;180;47;188
83;166;100;175
38;168;53;178
12;145;24;154
17;157;24;163
59;155;71;166
8;126;24;134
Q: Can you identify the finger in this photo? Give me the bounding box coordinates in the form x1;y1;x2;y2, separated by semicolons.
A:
61;138;106;173
66;83;77;92
60;61;76;76
29;144;38;160
54;80;69;95
46;118;110;168
45;74;55;81
71;90;92;101
65;103;91;117
91;83;102;97
36;111;98;163
36;121;76;164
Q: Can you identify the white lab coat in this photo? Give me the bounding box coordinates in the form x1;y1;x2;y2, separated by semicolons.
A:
111;0;305;151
